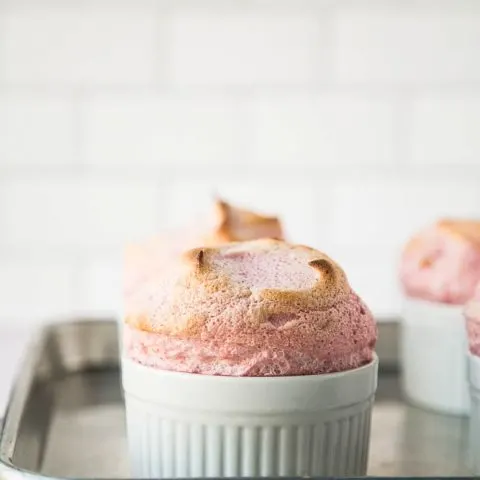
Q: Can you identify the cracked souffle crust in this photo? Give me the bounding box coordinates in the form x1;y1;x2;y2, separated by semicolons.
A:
124;239;377;376
400;219;480;305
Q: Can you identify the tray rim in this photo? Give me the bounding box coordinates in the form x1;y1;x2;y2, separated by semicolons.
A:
0;320;55;480
0;319;118;480
0;317;401;480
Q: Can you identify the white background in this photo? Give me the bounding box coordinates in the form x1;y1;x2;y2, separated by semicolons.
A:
1;0;480;403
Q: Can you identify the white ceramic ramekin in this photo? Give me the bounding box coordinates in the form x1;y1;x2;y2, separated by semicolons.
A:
468;353;480;473
122;355;378;478
401;298;469;415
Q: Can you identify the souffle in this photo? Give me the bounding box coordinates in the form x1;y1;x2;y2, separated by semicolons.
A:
124;239;377;376
400;219;480;305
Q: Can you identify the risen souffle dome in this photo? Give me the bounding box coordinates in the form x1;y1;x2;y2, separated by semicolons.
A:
400;219;480;305
124;239;377;376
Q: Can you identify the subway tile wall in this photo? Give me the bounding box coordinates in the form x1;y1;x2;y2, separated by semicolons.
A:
1;0;480;327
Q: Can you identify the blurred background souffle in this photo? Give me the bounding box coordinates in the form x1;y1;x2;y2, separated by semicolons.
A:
1;0;480;411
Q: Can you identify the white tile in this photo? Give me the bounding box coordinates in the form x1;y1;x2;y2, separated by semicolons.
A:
249;0;334;9
252;93;396;167
0;261;75;324
84;93;243;168
4;5;156;85
334;5;480;84
81;179;161;248
1;177;83;248
164;178;324;248
412;94;480;166
330;175;480;250
169;10;319;86
160;179;227;230
1;176;160;250
335;247;402;318
0;93;76;167
77;258;122;317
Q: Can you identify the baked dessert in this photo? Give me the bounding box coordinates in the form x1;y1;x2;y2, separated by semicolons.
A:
400;219;480;304
399;219;480;415
122;239;378;477
125;239;376;376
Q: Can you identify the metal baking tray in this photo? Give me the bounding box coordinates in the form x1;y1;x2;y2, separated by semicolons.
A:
0;319;473;479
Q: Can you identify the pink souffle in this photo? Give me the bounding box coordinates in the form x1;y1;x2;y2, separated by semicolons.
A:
400;219;480;305
124;239;377;377
466;283;480;357
124;199;284;304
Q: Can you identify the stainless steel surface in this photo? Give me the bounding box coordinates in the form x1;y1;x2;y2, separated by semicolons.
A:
0;319;473;478
374;320;399;371
0;320;126;480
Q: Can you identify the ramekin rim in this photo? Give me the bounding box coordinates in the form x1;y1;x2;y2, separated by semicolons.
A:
121;352;378;383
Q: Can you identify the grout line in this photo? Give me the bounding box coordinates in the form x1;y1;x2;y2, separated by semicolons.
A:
154;0;173;88
0;0;10;258
0;246;126;264
70;251;88;316
0;163;476;174
314;1;336;86
2;164;480;185
155;179;168;231
248;0;335;10
391;90;414;167
5;0;159;8
71;87;87;171
169;0;258;12
3;83;480;96
233;90;255;170
0;173;7;259
0;0;7;87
